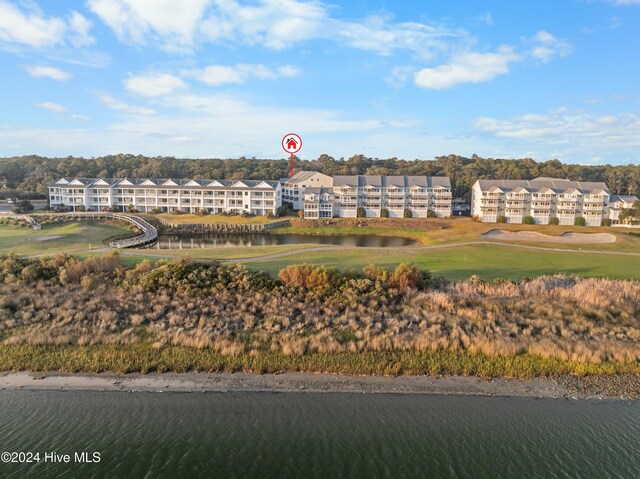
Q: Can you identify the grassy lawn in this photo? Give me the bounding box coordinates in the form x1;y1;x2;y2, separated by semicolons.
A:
144;213;283;225
239;243;640;280
0;221;132;256
273;217;640;252
123;243;318;260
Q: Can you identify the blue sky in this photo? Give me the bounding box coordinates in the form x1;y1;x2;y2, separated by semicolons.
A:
0;0;638;164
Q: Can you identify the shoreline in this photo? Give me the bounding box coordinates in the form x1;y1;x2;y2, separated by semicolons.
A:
1;371;637;400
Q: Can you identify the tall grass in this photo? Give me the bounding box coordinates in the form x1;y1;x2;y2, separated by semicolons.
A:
0;253;639;375
1;344;637;377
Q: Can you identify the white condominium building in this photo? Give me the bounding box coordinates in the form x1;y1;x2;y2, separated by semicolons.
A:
471;177;613;226
48;177;282;215
302;174;453;219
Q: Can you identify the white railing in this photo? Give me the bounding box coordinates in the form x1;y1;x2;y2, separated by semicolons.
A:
44;212;158;248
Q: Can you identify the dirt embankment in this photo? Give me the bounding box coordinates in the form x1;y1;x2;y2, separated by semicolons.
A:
290;217;452;230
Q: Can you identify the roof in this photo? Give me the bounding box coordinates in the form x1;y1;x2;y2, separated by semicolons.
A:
475;178;610;195
332;175;450;188
303;187;334;203
610;195;638;204
281;170;332;184
49;177;279;189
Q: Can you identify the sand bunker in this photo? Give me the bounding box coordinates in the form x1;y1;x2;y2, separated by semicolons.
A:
481;230;616;244
26;235;62;242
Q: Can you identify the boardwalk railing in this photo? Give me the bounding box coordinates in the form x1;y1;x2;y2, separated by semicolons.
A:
39;212;158;248
154;218;290;234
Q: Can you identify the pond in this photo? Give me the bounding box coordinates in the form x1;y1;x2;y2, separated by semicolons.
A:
151;232;417;249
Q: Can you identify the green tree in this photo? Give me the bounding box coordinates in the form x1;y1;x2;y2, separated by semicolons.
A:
12;200;34;214
620;200;640;224
522;216;535;225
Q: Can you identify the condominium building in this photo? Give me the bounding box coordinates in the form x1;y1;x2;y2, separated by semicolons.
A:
471;177;611;226
280;171;333;209
302;174;453;219
609;195;639;225
48;177;282;215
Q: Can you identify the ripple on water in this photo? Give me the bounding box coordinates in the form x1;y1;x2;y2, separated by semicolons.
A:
0;392;638;479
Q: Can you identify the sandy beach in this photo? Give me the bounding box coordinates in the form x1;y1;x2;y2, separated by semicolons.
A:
1;371;637;399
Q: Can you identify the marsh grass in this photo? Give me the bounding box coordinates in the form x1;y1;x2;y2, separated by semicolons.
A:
1;344;637;378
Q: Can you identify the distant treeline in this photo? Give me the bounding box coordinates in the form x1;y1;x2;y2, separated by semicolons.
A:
1;153;639;198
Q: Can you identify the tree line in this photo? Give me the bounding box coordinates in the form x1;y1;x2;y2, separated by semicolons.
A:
1;153;639;199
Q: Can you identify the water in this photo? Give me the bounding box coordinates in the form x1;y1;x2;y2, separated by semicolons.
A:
0;391;638;478
153;233;417;249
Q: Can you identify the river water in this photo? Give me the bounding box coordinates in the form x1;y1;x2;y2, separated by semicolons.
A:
153;233;417;249
0;391;638;478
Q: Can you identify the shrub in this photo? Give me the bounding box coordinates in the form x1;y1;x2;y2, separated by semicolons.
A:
363;264;389;282
266;212;275;219
195;208;209;216
497;215;507;223
173;209;185;215
278;264;332;290
522;216;536;225
388;263;430;292
127;204;139;213
276;205;289;217
297;209;305;219
574;217;586;226
75;204;86;212
550;217;560;225
427;210;437;218
150;208;163;214
602;218;612;227
380;209;389;218
403;209;412;219
12;200;34;214
357;207;366;218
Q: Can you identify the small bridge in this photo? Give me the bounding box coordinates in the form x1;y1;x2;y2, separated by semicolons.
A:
45;212;158;248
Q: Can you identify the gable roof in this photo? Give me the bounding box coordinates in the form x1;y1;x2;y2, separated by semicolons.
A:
476;178;610;195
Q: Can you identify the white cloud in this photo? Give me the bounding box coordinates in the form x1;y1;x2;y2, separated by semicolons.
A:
414;47;520;89
98;93;155;115
474;110;640;152
528;30;572;63
34;102;67;113
124;73;187;97
68;11;95;47
87;0;211;52
68;114;91;121
24;65;71;81
478;13;493;26
0;2;94;49
607;0;640;5
0;1;66;48
88;0;462;59
277;65;301;77
385;65;415;88
186;63;301;86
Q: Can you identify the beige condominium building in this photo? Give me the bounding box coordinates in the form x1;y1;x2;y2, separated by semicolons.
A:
280;171;334;210
471;177;618;226
48;177;282;215
302;174;453;219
